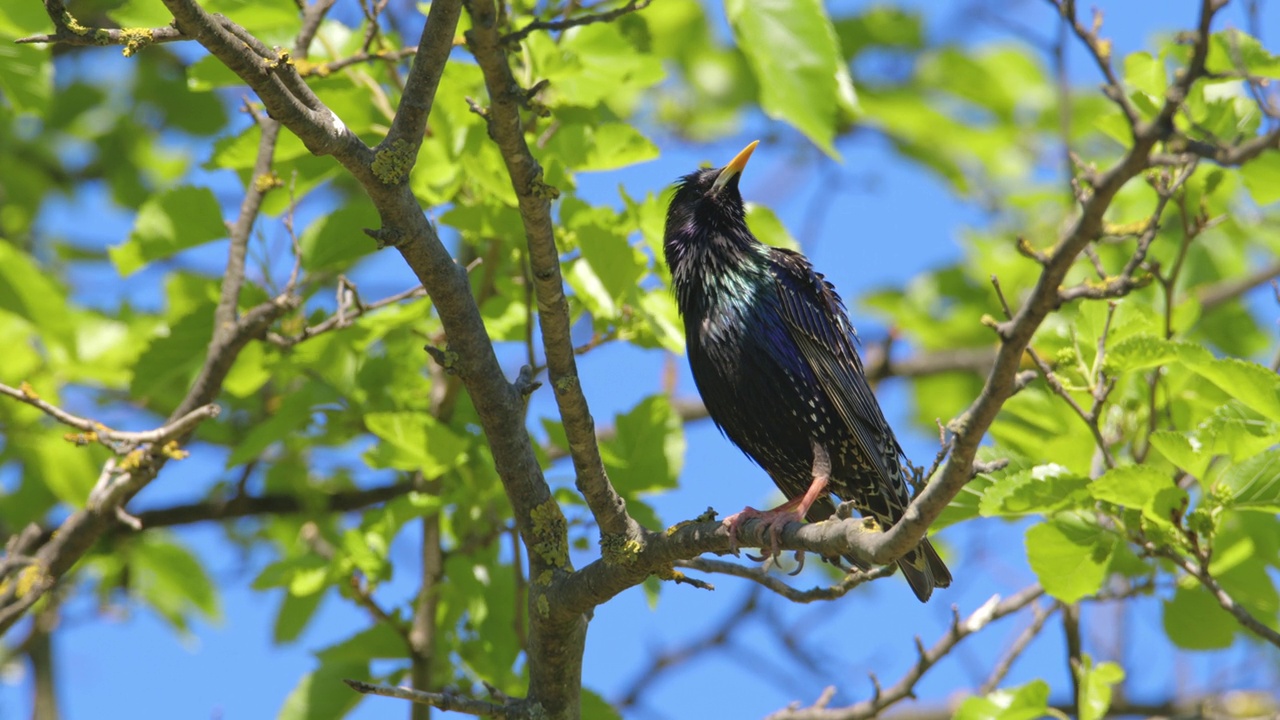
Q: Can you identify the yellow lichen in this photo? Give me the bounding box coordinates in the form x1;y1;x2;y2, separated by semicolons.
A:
19;381;38;400
529;500;568;568
653;566;684;581
535;593;550;617
253;171;283;193
64;431;97;446
600;535;642;566
120;28;154;57
60;10;90;35
160;440;188;460
371;139;415;185
535;570;553;586
294;59;330;78
118;449;147;472
16;564;46;597
666;507;718;535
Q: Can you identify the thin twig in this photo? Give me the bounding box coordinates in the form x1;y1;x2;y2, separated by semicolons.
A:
502;0;650;44
344;680;527;718
766;585;1045;720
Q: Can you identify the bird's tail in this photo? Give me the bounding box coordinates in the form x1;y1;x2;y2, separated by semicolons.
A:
898;538;952;603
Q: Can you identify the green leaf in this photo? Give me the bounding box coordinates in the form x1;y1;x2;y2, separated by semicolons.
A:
600;395;686;498
131;308;215;402
1207;29;1280;79
1241;150;1280;206
316;623;410;663
1076;654;1125;720
1148;430;1211;478
131;534;222;631
227;382;337;466
25;433;102;508
1025;516;1115;602
581;689;624;720
0;42;51;113
223;339;271;398
745;203;799;250
254;554;333;596
0;242;74;348
725;0;848;155
109;186;226;276
363;412;469;475
1090;465;1171;508
1163;585;1236;649
979;463;1090;518
1107;334;1179;372
544;122;659;172
1123;51;1166;97
834;6;923;59
300;204;380;272
1215;448;1280;512
572;212;646;308
274;589;325;644
278;660;368;720
1182;351;1280;423
530;22;664;110
954;680;1051;720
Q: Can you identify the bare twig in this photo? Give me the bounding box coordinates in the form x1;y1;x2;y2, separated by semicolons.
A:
344;680;527;718
502;0;651;44
0;385;218;449
1152;546;1280;648
674;558;896;604
17;0;186;52
980;601;1060;694
266;284;427;348
767;586;1045;719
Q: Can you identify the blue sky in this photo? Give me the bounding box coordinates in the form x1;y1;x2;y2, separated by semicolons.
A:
4;1;1280;718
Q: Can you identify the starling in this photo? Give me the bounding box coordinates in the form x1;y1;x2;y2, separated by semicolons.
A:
663;141;951;602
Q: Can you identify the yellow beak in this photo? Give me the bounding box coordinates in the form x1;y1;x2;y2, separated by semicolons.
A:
711;140;759;194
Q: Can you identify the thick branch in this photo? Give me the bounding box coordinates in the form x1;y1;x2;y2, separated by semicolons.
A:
846;0;1227;571
464;0;635;541
380;0;462;157
159;0;354;159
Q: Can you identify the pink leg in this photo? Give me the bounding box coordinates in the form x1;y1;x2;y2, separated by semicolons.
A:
723;442;831;560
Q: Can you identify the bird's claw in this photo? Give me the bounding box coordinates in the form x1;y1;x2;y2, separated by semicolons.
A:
723;506;802;564
787;550;807;576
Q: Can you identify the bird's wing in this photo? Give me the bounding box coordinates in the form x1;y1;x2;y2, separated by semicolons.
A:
768;249;909;504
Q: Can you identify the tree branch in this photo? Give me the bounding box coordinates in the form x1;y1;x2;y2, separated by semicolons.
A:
503;0;652;44
1154;546;1280;648
0;384;218;449
464;0;637;541
766;585;1045;720
344;680;528;718
674;558;896;604
125;480;416;530
17;0;186;52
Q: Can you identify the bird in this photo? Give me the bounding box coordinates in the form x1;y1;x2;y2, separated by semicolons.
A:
662;140;951;602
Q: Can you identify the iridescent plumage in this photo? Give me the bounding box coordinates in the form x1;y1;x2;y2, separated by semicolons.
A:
663;142;951;602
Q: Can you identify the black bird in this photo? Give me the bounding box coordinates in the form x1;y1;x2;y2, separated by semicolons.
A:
663;141;951;602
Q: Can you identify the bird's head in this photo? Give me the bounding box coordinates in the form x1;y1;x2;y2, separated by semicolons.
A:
664;141;760;268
